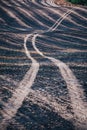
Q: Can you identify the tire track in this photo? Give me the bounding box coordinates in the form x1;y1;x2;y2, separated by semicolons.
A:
1;1;87;129
0;9;73;128
32;34;87;130
31;8;87;129
0;34;39;129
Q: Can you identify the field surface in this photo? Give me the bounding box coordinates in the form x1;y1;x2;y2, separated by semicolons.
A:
0;0;87;130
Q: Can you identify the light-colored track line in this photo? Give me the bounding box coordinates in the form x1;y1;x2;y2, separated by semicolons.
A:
1;1;87;129
32;33;87;129
31;7;87;128
0;34;39;129
0;9;73;129
47;9;73;32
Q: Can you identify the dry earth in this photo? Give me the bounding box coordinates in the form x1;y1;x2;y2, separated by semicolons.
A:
54;0;81;7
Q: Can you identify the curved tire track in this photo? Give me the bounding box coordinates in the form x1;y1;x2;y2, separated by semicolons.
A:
31;8;87;128
0;34;39;129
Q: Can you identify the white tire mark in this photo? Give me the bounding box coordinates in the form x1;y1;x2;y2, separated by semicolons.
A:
0;34;39;128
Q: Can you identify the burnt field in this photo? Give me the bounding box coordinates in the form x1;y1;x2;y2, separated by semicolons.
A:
0;0;87;130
